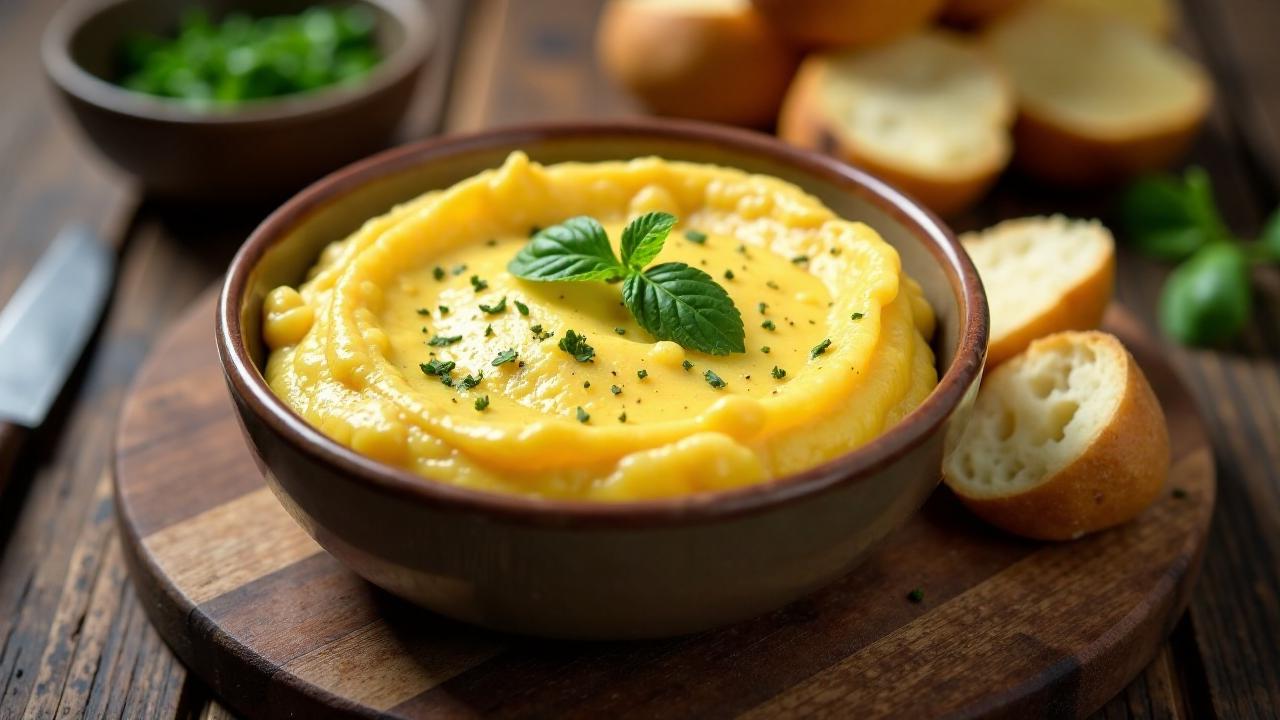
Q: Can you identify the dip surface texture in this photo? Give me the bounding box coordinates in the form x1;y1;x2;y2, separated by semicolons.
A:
263;153;938;500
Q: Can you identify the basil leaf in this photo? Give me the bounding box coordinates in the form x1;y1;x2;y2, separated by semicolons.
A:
1120;168;1230;261
620;211;676;271
1159;243;1252;346
508;216;625;281
622;262;745;355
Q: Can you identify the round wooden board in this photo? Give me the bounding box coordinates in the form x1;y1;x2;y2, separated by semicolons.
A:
115;289;1214;720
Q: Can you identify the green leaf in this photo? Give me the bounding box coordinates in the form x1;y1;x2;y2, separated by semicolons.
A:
1159;243;1252;346
1119;168;1230;261
1260;207;1280;262
620;212;676;271
622;262;745;355
557;329;595;362
491;348;518;366
508;216;625;281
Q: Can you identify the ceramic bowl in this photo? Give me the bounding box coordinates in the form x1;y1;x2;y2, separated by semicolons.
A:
42;0;432;201
217;119;988;639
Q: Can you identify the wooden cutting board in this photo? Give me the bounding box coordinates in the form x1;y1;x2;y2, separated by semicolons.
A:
114;289;1214;719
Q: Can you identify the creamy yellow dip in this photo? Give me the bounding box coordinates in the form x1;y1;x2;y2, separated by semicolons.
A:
262;152;937;500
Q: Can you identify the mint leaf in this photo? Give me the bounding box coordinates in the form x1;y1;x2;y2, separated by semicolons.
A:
620;212;676;271
508;216;625;281
622;262;745;355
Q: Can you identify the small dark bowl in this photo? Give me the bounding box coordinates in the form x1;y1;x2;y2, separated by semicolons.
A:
42;0;433;201
218;120;989;639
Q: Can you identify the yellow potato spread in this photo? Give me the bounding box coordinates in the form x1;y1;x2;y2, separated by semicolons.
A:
263;152;937;500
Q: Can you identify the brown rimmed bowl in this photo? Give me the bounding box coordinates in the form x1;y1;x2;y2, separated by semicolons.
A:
42;0;433;201
217;119;988;639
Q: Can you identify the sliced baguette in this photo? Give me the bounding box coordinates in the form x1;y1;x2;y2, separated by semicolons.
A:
778;31;1013;217
750;0;946;49
983;1;1211;186
596;0;798;127
962;216;1115;366
944;331;1169;540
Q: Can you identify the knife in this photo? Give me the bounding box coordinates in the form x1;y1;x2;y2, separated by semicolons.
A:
0;225;114;489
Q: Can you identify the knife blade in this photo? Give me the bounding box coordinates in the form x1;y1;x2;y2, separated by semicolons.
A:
0;225;114;427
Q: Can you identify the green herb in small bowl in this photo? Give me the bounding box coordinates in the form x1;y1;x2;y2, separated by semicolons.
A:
117;6;382;105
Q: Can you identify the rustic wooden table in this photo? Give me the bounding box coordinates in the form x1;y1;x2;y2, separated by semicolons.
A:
1;0;1276;717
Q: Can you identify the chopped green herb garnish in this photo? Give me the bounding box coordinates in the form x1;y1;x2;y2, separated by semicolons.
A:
724;269;735;280
440;375;454;387
761;319;776;331
530;323;554;341
771;366;786;379
810;338;832;358
479;296;507;314
766;280;780;290
684;229;707;244
485;324;494;337
474;395;490;411
791;255;809;264
416;307;430;316
427;334;462;347
907;588;924;603
851;312;865;321
470;275;488;292
761;346;771;354
514;299;530;316
583;381;591;389
614;326;626;335
703;370;726;389
576;406;590;423
438;305;449;315
558;329;595;362
637;369;648;380
491;348;518;366
682;360;694;371
610;384;622;395
420;359;456;377
458;372;483;390
451;264;467;276
432;266;445;281
758;302;768;314
618;411;627;422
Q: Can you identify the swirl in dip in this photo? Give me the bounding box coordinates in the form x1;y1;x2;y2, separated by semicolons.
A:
262;152;938;500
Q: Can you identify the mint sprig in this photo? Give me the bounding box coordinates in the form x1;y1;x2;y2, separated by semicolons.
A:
508;212;745;355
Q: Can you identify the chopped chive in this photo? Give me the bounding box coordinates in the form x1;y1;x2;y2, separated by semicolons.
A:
610;384;622;395
427;334;462;347
479;296;507;314
491;348;518;366
684;229;707;244
470;275;488;292
810;338;832;358
703;370;726;389
771;366;786;379
576;406;590;423
514;299;530;316
432;266;445;281
474;395;490;411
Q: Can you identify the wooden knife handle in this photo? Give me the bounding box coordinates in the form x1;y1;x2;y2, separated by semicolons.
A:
0;421;26;495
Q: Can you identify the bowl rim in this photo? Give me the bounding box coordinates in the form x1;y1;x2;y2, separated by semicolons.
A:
217;118;989;528
41;0;433;125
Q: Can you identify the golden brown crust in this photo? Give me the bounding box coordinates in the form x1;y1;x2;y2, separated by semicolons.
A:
984;240;1115;366
778;54;1010;218
596;0;798;128
946;332;1170;541
751;0;947;49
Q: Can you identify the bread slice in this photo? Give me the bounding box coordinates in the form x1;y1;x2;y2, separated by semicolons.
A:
750;0;946;49
1057;0;1175;36
943;331;1169;540
983;1;1211;186
962;216;1115;366
778;31;1013;217
596;0;798;127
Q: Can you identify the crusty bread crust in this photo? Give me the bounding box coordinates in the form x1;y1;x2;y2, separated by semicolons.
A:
778;45;1012;217
596;0;798;127
751;0;947;48
945;332;1170;541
